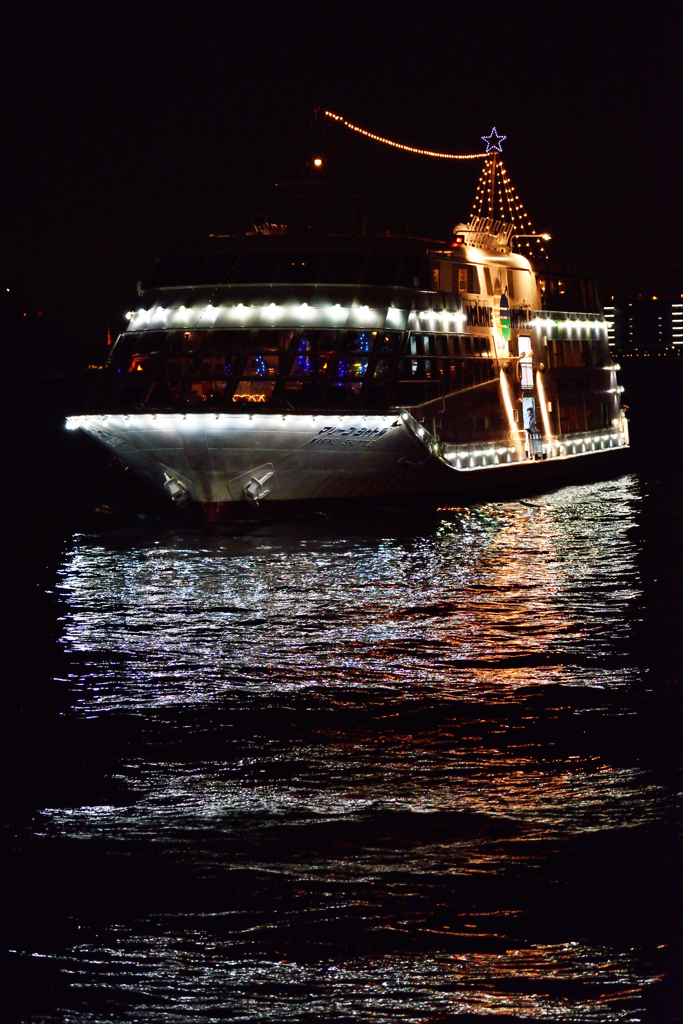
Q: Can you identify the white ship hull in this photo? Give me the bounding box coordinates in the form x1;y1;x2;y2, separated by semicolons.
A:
66;411;629;511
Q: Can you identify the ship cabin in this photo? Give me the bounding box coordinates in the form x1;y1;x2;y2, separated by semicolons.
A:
89;231;615;446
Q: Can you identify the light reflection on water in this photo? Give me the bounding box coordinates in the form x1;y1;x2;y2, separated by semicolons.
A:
32;476;666;1020
53;939;656;1022
58;479;640;711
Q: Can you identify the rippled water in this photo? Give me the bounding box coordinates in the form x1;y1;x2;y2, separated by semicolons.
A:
4;370;683;1022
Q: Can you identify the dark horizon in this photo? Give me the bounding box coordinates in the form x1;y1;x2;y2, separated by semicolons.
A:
1;2;680;349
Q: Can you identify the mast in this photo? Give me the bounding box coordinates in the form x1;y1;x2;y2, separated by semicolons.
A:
488;152;497;219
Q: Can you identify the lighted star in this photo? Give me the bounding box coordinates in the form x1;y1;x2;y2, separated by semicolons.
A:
481;127;506;153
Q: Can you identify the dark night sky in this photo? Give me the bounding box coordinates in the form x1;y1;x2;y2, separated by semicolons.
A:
0;1;681;349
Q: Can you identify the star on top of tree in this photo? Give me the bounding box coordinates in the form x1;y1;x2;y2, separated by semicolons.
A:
481;127;506;153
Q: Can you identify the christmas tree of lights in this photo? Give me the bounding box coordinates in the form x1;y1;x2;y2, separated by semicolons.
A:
469;145;547;258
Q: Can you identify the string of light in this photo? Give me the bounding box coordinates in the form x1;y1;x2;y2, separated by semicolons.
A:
325;111;546;255
469;156;546;255
324;110;487;160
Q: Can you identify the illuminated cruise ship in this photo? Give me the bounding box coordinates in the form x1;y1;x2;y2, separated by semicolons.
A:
66;126;628;516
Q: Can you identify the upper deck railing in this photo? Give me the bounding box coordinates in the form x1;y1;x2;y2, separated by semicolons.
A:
527;310;606;324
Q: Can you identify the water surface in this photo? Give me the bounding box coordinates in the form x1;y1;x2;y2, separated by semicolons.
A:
3;364;683;1021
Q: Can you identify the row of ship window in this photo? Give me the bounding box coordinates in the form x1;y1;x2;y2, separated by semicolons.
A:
142;250;601;313
145;251;429;290
147;252;525;301
545;337;605;368
93;328;601;411
432;263;516;298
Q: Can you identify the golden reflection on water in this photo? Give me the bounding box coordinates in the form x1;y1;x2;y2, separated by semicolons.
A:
36;476;663;1020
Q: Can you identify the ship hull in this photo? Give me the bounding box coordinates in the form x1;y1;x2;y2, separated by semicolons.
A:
66;411;630;513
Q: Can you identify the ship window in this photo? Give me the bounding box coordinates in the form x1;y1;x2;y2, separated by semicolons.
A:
197;354;235;379
467;266;481;294
363;255;401;285
345;330;375;355
373;332;401;379
281;330;341;407
143;254;196;289
289;330;339;378
233;253;283;283
145;252;247;288
397;256;427;289
324;252;365;284
194;254;223;286
407;334;436;358
251;329;296;352
195;330;249;379
178;330;205;352
107;332;165;380
189;382;227;403
242;353;281;378
106;333;150;370
507;270;515;300
232;381;276;403
206;252;244;284
202;330;249;353
394;357;444;404
581;339;590;366
483;267;493;296
139;330;168;349
334;331;373;379
380;332;400;354
439;262;453;292
142;333;195;379
276;253;324;283
324;330;374;404
432;265;440;291
458;268;467;293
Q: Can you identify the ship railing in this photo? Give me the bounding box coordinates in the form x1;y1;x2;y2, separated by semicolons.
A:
442;437;524;469
523;310;608;336
543;428;626;458
440;426;626;471
527;310;606;323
